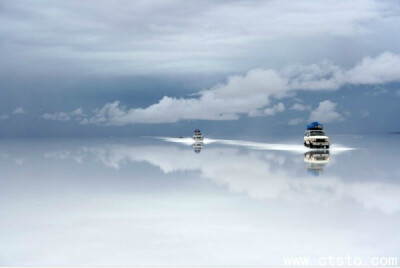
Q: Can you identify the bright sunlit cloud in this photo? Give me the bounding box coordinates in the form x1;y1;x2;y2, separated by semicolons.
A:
80;52;400;125
308;100;344;123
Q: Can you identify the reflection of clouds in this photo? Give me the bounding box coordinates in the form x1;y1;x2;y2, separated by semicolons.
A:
44;143;400;215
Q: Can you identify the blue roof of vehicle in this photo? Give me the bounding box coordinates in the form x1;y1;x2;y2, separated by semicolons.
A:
307;121;323;130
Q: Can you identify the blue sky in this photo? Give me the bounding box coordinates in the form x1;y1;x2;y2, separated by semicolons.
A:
0;0;400;137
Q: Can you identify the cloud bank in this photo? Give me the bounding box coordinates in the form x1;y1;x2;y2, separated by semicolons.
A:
1;0;398;76
82;52;400;125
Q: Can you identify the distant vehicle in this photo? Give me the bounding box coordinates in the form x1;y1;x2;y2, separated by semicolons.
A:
304;121;330;149
193;129;203;141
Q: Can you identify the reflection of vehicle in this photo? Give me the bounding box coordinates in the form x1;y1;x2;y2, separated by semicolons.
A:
193;129;203;141
193;141;203;153
304;122;330;149
304;150;330;176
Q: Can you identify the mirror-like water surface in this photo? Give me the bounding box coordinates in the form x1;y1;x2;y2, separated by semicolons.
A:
0;135;399;265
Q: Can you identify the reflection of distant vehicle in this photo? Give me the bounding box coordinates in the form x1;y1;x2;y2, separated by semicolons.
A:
304;122;330;149
193;129;203;141
193;141;203;153
304;150;330;176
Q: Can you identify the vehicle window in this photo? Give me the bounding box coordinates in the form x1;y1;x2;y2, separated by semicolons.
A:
310;131;325;136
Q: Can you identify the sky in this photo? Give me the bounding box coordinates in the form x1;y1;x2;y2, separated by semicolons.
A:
0;0;400;137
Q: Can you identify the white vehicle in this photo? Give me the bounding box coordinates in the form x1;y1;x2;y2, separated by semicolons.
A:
304;150;330;175
193;129;203;141
304;129;330;149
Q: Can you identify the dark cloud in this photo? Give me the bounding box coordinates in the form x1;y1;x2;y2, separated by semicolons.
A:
1;0;400;77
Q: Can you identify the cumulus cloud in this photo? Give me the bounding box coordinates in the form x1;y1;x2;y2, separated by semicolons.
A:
283;52;400;90
13;107;25;114
83;52;400;125
343;52;400;84
71;108;85;116
84;69;289;125
264;103;285;116
43;112;71;121
290;103;311;111
43;108;85;122
308;100;344;123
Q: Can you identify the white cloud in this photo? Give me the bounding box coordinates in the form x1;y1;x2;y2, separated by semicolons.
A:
284;52;400;90
84;69;289;125
84;52;400;125
288;118;305;126
43;108;85;122
290;103;311;111
0;115;9;120
264;103;285;116
343;52;400;84
282;60;343;90
43;112;71;121
71;108;85;116
13;107;25;114
308;100;344;123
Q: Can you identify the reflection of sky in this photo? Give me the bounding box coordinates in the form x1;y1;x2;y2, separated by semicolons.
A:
0;136;399;265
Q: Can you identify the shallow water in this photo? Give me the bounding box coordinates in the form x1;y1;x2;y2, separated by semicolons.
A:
0;135;399;265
